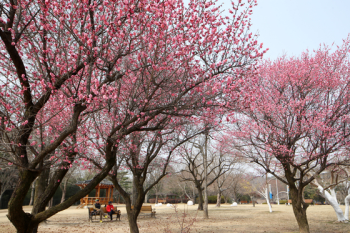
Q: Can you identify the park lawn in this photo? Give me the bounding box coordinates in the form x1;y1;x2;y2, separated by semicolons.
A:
0;204;348;232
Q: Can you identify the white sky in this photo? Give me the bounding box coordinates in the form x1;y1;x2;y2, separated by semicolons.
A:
221;0;350;59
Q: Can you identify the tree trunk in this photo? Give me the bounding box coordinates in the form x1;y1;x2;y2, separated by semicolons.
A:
29;166;52;233
265;188;272;213
30;165;51;233
265;174;272;213
7;170;39;233
48;197;53;209
251;196;255;207
193;186;195;204
112;175;145;233
345;193;349;220
15;216;39;233
203;131;209;219
216;192;221;207
291;203;309;233
125;193;144;233
132;175;138;206
224;195;228;204
197;185;203;211
232;192;237;203
144;192;148;204
29;181;35;206
290;186;310;233
60;179;69;204
128;212;139;233
317;186;346;221
30;222;40;233
127;192;144;233
33;166;50;209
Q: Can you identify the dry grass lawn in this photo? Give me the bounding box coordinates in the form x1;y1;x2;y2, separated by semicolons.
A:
0;204;349;232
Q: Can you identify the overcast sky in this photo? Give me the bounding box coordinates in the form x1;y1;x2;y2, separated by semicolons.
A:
222;0;350;59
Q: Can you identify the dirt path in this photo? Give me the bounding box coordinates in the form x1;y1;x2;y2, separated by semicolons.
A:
0;204;348;232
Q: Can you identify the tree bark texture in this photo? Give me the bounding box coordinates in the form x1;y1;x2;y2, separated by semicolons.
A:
29;181;35;206
216;192;221;207
30;166;51;233
60;179;68;204
289;185;310;233
144;192;148;204
127;212;139;233
132;175;138;206
197;184;204;211
33;166;50;213
111;175;146;233
7;170;38;233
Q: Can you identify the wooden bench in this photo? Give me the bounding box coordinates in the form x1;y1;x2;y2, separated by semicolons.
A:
131;205;156;218
101;207;121;221
88;207;121;222
88;207;102;222
157;199;166;204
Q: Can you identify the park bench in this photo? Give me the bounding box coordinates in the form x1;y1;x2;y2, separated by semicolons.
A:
131;205;156;218
100;206;121;221
88;207;121;222
157;199;166;204
88;207;101;222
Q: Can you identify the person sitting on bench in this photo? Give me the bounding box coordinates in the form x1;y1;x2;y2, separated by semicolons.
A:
93;199;107;218
106;201;115;220
92;199;100;215
94;199;101;212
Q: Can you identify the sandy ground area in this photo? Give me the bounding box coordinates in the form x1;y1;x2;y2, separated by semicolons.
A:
0;204;349;232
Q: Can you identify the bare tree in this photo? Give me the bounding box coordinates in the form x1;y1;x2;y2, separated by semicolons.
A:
176;171;197;203
179;135;235;211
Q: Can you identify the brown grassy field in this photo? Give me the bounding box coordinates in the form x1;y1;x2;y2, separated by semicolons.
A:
0;204;349;232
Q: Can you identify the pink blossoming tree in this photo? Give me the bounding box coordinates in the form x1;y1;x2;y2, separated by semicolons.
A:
0;0;264;232
230;39;350;233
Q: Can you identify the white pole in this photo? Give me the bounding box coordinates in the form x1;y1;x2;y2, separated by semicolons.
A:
287;185;290;205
